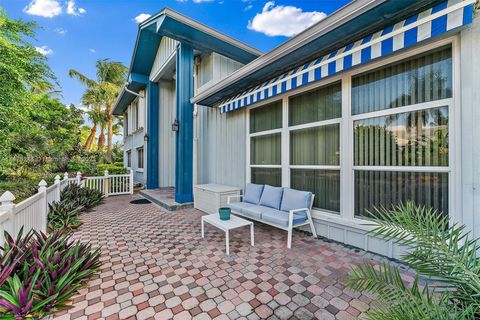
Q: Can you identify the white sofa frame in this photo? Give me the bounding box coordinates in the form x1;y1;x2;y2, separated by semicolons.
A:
227;194;318;249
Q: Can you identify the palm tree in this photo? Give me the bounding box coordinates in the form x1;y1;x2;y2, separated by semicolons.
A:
85;108;105;151
69;59;127;160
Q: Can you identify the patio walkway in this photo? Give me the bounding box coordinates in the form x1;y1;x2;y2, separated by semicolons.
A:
53;194;399;320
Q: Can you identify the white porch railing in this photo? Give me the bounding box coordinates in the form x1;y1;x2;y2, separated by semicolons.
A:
0;169;133;246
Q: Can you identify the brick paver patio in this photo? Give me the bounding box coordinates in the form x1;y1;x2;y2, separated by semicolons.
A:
53;194;404;320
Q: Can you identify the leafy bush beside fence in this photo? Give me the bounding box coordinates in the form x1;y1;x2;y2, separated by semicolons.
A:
0;229;101;319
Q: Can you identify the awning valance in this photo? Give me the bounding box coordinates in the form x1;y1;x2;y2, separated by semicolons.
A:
219;0;475;113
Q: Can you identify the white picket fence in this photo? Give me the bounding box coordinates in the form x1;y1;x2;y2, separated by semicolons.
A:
0;170;133;245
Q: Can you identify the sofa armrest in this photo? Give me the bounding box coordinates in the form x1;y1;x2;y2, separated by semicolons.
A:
227;195;243;204
289;208;310;214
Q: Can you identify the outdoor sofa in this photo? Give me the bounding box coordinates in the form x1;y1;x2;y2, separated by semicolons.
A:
227;184;317;248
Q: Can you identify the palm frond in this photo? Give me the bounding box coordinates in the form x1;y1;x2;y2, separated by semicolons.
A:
68;69;97;88
367;203;480;297
347;262;469;319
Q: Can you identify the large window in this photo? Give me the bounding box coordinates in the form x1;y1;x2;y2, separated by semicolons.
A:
352;46;452;218
246;43;454;221
249;101;283;186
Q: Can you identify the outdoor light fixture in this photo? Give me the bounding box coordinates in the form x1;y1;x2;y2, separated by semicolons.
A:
143;134;149;142
172;119;179;132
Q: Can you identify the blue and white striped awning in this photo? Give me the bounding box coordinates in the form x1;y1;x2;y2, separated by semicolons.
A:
220;0;475;113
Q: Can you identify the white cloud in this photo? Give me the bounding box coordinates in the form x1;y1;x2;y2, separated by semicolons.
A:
66;0;86;16
247;1;326;37
244;4;253;11
24;0;62;18
192;0;215;3
89;48;96;53
134;13;151;24
36;45;53;56
54;27;67;35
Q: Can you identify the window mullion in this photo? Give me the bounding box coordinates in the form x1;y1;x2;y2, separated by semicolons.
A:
341;76;354;221
282;96;289;188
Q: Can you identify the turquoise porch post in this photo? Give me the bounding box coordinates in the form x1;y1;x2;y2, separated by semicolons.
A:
146;81;159;189
175;42;194;203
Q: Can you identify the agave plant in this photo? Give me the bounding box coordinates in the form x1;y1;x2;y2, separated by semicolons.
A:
347;202;480;319
0;229;101;319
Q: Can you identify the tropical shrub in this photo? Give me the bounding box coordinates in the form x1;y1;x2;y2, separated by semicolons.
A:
347;202;480;319
47;201;81;231
0;229;101;319
96;163;127;175
61;184;103;211
66;156;97;176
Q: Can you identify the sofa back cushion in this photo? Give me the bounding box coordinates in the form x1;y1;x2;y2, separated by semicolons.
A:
244;183;264;204
280;188;312;213
259;185;284;209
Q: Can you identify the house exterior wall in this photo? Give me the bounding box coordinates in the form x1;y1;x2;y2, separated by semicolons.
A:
150;37;178;80
158;80;176;187
192;17;480;258
195;107;247;190
123;90;146;184
460;15;480;240
196;52;244;94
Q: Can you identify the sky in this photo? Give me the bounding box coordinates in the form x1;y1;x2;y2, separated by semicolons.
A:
1;0;351;108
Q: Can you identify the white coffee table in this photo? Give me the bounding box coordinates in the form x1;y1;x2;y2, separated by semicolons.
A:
201;214;254;255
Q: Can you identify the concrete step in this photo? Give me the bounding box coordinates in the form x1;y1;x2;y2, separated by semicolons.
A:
140;189;193;211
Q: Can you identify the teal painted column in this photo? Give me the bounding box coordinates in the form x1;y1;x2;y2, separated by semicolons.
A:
175;42;194;203
146;81;159;189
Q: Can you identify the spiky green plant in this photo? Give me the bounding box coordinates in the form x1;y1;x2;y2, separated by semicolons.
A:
0;228;101;319
347;202;480;319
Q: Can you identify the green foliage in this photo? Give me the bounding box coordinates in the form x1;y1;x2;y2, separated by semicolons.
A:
0;8;126;202
0;228;101;318
47;201;81;231
67;156;98;176
61;184;103;211
0;173;58;203
0;7;56;169
347;202;480;319
96;163;127;175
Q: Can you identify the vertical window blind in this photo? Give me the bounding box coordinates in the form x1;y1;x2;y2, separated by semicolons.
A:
250;100;283;186
354;107;449;167
289;82;342;126
353;46;451;218
288;84;341;212
352;47;452;115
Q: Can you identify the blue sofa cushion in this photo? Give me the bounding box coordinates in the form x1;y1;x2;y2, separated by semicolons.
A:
259;185;283;209
244;183;264;204
261;208;308;227
280;188;312;215
241;205;264;220
227;202;256;214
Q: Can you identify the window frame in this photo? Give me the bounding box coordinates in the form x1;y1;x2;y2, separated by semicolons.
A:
126;149;132;168
247;99;284;186
245;35;459;226
137;147;144;170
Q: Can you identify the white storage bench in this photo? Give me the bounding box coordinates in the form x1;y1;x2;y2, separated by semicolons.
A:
194;184;241;214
